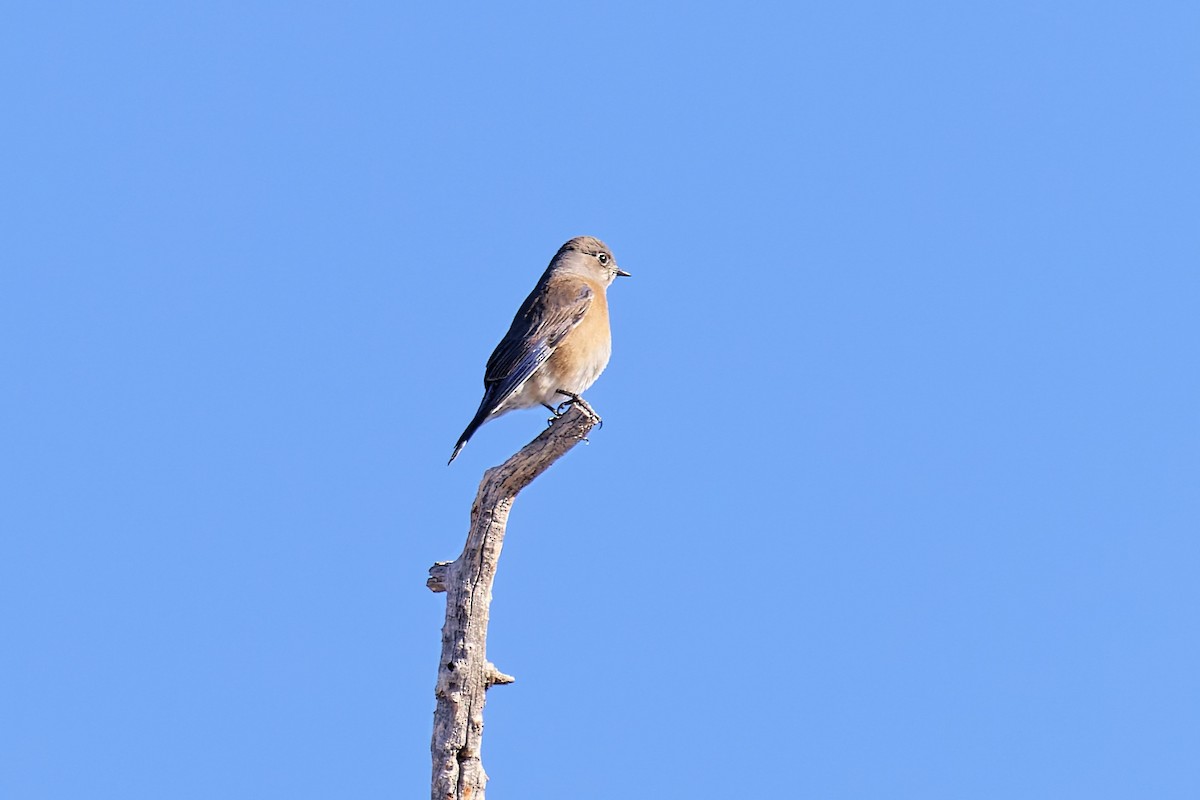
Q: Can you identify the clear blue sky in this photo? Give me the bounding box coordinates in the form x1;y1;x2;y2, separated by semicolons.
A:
2;2;1197;798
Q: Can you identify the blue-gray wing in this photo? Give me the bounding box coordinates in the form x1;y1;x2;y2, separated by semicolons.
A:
448;277;594;464
482;278;594;412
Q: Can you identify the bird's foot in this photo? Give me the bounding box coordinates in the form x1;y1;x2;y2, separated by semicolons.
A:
554;390;603;428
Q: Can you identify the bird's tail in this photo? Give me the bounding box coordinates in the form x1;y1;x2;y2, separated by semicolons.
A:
448;406;491;465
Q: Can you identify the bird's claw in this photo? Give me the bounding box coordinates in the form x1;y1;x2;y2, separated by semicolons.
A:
554;390;602;424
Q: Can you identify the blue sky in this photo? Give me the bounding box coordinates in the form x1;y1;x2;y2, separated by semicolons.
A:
2;2;1198;798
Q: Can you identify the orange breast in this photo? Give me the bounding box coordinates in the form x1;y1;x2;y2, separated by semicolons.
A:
546;283;612;394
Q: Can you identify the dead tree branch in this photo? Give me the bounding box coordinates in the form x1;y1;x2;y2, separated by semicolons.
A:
428;403;601;800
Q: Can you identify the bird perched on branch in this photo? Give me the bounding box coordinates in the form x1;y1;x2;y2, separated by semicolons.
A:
448;236;629;464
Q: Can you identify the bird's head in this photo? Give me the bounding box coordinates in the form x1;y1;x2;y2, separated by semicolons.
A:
550;236;630;286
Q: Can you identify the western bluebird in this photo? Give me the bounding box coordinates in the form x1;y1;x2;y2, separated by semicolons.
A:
448;236;629;464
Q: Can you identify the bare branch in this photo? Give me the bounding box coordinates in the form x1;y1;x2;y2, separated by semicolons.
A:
429;403;600;800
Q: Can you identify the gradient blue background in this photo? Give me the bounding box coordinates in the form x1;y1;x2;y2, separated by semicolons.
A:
3;2;1197;798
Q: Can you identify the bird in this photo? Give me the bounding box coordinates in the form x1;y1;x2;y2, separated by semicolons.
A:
448;236;629;464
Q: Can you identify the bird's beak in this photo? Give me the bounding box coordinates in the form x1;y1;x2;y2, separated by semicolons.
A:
615;267;631;277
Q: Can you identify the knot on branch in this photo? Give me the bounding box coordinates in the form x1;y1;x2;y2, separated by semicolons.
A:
427;561;453;593
485;662;515;687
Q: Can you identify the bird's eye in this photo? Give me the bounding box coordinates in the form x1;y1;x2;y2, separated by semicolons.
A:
597;252;609;265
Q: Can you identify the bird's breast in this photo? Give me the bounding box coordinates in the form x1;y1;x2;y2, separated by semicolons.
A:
548;290;612;394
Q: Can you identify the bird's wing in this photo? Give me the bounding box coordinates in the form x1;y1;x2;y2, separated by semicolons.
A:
481;278;594;411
